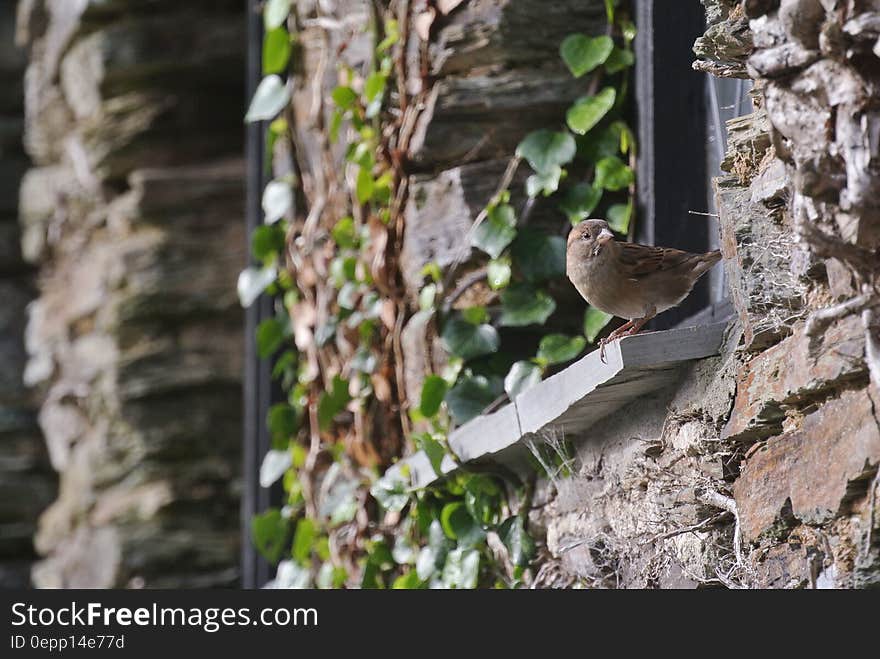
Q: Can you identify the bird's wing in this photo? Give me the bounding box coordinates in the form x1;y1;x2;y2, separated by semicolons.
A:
618;243;700;279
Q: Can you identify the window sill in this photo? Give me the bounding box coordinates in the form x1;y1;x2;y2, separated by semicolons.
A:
387;321;730;489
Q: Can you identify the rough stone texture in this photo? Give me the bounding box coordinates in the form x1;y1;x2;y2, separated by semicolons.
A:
733;386;880;542
13;0;245;588
0;1;54;588
529;0;880;588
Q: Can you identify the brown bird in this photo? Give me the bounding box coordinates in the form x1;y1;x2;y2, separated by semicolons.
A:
566;219;722;360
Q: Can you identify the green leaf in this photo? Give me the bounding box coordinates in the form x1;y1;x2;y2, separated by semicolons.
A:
364;71;387;102
392;570;424;589
595;155;634;191
498;516;536;567
317;375;351;430
504;360;543;398
251;509;288;564
237;264;277;308
414;432;446;477
559;183;602;223
471;203;517;259
370;472;410;513
605;46;635;74
356;166;374;204
444;374;502;424
331;85;358;111
511;230;566;282
536;333;586;366
256;317;287;358
584;307;613;343
419;376;448;418
607;200;633;234
292;518;316;564
245;75;290;123
499;283;556;327
566;87;616;135
462;474;501;526
461;306;489;325
577;122;623;162
416;520;453;581
263;27;291;75
267;402;298;446
316;562;348;589
259;449;292;488
487;257;511;290
560;34;613;78
441;317;500;360
251;224;285;261
441;547;480;589
331;217;357;248
439;502;485;546
516;130;577;175
264;0;292;30
526;166;563;198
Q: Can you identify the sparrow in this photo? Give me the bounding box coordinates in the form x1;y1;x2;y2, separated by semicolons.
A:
566;219;722;361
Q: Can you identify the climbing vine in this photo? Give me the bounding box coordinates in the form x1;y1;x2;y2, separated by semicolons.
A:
239;0;636;588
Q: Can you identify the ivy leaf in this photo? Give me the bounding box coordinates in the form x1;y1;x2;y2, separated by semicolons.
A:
498;516;536;567
511;230;566;283
414;432;446;477
251;508;288;564
331;85;358;111
471;203;517;259
317;375;351;430
461;306;489;325
441;547;480;589
559;183;602;223
516;130;576;175
245;75;290;123
499;283;556;326
536;334;586;366
292;518;316;564
263;180;292;224
251;224;285;262
440;502;485;547
504;360;543;398
605;46;635;74
595;155;634;191
267;402;297;446
526;166;563;198
237;264;277;308
416;520;453;581
264;0;292;30
560;34;613;78
584;307;614;343
577;122;623;162
370;472;410;513
566;87;616;135
487;257;511;290
462;474;501;526
256;316;287;358
263;27;291;75
441;317;499;360
259;449;292;488
331;217;357;248
607;201;633;234
392;571;424;589
419;375;448;418
444;374;502;424
356;167;374;204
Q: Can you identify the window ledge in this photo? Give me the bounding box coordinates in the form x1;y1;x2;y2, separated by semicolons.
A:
387;321;730;489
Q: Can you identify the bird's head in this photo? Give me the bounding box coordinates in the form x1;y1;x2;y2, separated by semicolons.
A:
567;219;615;258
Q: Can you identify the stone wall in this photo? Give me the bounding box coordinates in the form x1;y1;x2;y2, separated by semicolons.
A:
0;0;55;589
536;0;880;588
13;0;246;588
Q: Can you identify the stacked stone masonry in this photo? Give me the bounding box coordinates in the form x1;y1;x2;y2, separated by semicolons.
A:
10;0;246;587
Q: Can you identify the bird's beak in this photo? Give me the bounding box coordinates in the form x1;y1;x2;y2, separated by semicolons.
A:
597;228;614;245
